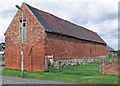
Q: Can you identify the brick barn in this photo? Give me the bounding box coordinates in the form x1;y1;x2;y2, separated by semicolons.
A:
5;2;107;72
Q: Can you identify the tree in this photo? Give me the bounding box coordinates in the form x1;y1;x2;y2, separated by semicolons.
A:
0;42;5;51
117;50;120;56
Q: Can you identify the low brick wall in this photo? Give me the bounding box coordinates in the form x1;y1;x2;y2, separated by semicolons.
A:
101;60;120;75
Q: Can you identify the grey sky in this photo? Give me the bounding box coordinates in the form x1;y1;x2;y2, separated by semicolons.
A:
0;0;118;50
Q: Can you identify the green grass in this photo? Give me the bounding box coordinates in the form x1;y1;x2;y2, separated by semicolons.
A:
1;56;119;84
1;68;119;84
60;60;100;76
47;60;101;76
104;56;120;60
1;68;43;79
41;73;119;84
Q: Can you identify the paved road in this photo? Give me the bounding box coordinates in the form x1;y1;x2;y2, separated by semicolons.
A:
1;75;73;84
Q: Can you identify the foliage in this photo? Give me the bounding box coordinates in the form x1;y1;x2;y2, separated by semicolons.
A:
117;50;120;56
0;42;5;51
47;58;52;67
104;56;120;60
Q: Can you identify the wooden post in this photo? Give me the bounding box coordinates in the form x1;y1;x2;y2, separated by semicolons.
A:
45;56;48;70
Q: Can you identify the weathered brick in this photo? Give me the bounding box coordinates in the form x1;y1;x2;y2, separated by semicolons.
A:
5;3;45;72
5;3;107;72
45;32;107;61
101;60;120;75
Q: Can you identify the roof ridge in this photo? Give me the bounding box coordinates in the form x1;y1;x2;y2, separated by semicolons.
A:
25;3;106;44
25;3;97;34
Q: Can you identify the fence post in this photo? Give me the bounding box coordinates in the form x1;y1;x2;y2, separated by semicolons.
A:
45;56;48;70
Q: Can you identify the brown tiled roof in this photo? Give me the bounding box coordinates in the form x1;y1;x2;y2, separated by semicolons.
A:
26;3;106;44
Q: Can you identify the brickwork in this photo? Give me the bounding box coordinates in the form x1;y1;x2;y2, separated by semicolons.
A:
45;32;107;61
5;3;45;72
5;3;107;72
101;60;120;75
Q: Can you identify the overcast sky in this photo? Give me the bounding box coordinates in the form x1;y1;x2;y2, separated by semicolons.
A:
0;0;119;50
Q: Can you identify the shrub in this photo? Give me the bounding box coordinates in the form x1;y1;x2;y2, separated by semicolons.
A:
117;50;120;56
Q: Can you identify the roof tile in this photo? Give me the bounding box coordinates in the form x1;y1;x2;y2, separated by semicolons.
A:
26;3;106;44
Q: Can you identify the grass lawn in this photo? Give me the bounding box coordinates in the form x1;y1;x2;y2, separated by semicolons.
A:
1;56;119;84
103;56;120;60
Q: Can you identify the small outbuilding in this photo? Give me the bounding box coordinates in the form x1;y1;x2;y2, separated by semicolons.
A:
107;46;117;57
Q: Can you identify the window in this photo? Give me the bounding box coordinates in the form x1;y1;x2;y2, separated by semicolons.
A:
19;20;26;41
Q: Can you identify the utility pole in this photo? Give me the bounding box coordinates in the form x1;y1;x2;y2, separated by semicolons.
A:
16;5;24;78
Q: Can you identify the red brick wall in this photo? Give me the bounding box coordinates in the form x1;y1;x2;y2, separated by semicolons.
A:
101;60;120;75
45;32;107;60
5;2;107;72
5;3;45;72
